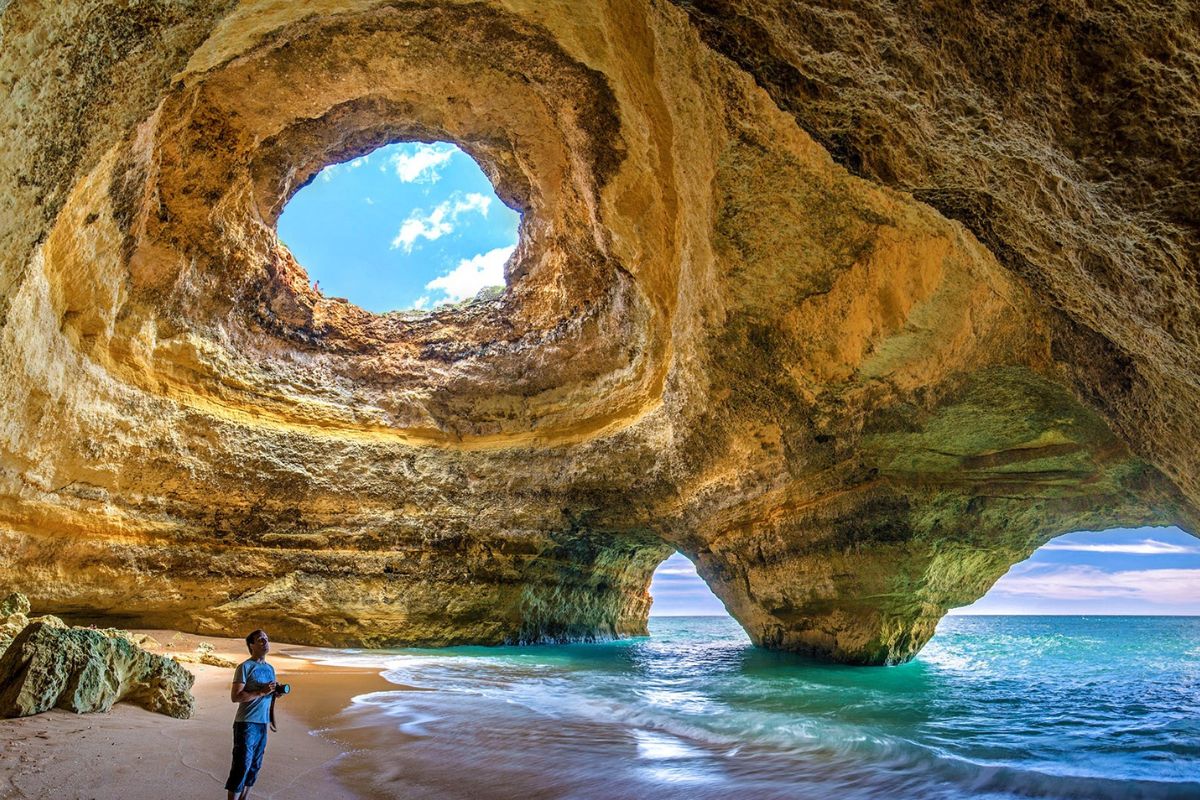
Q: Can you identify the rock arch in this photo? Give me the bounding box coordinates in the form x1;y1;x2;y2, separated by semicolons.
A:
1;0;1196;664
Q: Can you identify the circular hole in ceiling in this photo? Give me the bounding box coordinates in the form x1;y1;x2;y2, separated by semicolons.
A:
277;141;521;314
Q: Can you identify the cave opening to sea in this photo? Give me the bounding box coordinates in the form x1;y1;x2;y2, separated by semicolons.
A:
946;524;1200;617
303;527;1200;798
276;141;521;314
648;551;730;617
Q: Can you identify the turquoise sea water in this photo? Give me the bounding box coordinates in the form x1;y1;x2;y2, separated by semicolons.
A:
307;616;1200;799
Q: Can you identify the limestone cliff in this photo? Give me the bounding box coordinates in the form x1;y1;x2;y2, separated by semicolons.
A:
0;0;1196;664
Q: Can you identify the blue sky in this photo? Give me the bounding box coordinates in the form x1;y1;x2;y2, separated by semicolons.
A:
277;142;520;312
650;527;1200;616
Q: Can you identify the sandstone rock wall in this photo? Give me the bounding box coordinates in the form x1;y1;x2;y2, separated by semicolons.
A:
670;0;1200;503
0;0;1196;664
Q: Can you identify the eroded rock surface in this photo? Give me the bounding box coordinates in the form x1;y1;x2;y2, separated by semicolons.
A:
1;592;33;654
0;0;1197;664
0;621;195;718
0;591;67;656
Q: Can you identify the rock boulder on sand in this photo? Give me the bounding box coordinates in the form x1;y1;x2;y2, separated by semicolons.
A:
0;621;195;719
171;641;238;669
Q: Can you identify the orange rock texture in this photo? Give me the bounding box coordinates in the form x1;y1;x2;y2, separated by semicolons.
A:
0;0;1196;663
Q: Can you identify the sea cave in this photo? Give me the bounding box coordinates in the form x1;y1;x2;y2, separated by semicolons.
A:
1;0;1197;673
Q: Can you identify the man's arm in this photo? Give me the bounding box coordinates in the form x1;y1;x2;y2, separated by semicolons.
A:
230;681;276;703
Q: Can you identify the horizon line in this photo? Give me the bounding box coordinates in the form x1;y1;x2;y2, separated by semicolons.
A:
657;618;1200;623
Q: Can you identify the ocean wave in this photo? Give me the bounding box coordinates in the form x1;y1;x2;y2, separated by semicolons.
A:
302;617;1199;799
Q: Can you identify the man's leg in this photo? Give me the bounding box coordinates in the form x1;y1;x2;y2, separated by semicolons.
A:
224;723;253;799
240;723;267;797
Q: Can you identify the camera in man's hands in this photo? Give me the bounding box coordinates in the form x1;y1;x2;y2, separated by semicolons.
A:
272;683;291;697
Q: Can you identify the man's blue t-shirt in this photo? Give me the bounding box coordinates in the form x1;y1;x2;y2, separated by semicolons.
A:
232;658;276;725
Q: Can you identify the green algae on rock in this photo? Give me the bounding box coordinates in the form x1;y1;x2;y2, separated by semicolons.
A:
0;621;195;719
0;593;30;618
0;592;34;655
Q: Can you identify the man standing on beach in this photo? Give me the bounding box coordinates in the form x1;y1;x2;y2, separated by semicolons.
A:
225;629;277;799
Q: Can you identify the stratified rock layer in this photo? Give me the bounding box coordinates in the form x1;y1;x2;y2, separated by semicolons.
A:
0;0;1196;664
0;620;195;719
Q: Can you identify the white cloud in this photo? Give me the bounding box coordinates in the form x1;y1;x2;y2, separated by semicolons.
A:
1040;538;1198;555
455;192;491;215
316;152;371;183
425;246;514;304
390;192;493;252
411;296;430;310
392;214;451;252
991;565;1200;604
652;554;702;578
655;567;702;577
388;143;456;183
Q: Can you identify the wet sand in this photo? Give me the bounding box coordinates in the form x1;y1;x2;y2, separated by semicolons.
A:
0;631;394;800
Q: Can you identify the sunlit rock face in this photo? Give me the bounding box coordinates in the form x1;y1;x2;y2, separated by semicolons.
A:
0;0;1196;664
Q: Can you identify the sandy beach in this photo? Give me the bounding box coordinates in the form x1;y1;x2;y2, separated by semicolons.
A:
0;631;394;800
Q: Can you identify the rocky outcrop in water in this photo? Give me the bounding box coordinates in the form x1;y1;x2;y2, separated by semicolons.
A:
0;0;1196;664
0;620;195;719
